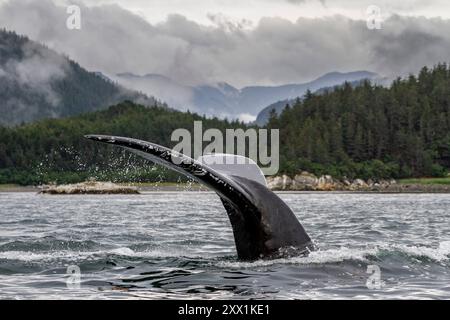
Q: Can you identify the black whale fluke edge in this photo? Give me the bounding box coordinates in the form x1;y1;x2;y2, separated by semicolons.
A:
85;134;314;260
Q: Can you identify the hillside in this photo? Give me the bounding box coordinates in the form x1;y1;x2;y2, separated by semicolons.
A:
255;79;378;126
271;64;450;179
0;30;160;126
0;101;241;185
113;71;377;120
0;66;449;186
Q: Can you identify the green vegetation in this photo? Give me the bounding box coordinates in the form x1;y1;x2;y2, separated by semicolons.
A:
0;101;243;185
270;64;450;180
0;184;19;189
1;64;450;185
398;177;450;185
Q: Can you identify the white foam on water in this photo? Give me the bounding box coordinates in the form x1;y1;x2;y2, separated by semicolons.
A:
0;246;205;262
107;247;210;259
108;247;135;256
218;246;379;269
217;242;450;269
439;240;450;252
1;242;449;265
0;248;136;262
391;241;450;262
0;250;90;262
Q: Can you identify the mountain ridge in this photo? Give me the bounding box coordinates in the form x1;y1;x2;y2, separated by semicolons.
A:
0;29;160;126
254;78;379;125
113;70;378;121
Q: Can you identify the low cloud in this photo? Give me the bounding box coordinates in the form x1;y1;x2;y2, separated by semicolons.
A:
0;0;449;87
2;42;69;106
0;38;69;122
238;113;257;123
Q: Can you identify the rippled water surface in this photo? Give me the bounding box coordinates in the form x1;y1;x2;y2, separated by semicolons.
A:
0;191;449;299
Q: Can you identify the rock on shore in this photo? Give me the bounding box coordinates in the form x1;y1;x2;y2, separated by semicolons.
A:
39;181;140;195
267;172;396;191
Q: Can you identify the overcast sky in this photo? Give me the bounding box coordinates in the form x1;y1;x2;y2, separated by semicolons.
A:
79;0;450;24
1;0;449;87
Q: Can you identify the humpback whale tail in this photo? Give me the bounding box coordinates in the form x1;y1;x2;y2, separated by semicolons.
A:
85;135;314;260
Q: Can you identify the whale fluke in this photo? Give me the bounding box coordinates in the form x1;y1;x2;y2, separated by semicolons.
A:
85;134;314;260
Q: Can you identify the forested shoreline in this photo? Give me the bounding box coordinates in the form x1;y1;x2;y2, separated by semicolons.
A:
271;64;450;180
1;65;449;185
0;102;242;185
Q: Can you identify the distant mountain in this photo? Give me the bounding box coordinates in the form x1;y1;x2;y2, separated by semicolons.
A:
255;99;296;126
114;71;378;121
263;64;450;179
0;30;160;126
254;78;378;126
113;73;193;114
238;71;378;115
112;73;241;118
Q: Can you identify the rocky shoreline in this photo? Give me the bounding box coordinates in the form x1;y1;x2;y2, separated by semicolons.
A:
39;181;140;195
1;176;449;193
266;172;450;192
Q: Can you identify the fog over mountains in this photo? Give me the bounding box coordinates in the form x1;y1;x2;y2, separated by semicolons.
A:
0;27;377;126
1;0;448;124
2;0;448;90
0;30;159;126
112;70;378;121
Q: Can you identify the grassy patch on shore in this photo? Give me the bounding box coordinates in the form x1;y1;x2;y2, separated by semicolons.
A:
399;177;450;185
0;184;19;189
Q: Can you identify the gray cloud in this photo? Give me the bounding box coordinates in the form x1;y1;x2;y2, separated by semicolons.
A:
4;42;68;105
0;0;450;87
285;0;325;5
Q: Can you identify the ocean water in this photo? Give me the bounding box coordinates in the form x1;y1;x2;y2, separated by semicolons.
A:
0;191;449;300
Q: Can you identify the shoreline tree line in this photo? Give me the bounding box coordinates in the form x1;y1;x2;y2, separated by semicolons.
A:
1;64;449;185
